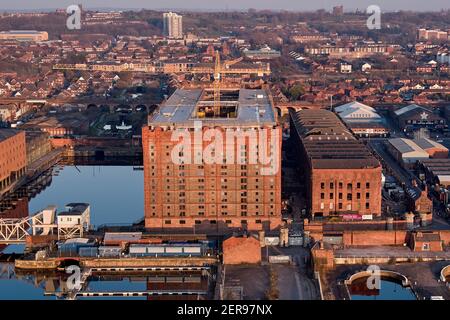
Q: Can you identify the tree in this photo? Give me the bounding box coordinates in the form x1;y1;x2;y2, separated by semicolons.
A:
288;85;305;101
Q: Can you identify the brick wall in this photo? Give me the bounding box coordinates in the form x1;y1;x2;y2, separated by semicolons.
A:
439;230;450;245
222;236;261;265
342;230;408;246
143;124;282;231
0;130;26;192
310;167;382;217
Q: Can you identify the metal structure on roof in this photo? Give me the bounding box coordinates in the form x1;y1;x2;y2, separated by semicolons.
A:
149;88;276;127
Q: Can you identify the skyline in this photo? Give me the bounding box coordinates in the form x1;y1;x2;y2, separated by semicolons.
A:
0;0;449;12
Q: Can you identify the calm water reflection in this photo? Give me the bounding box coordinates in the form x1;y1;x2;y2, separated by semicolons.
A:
0;164;215;300
0;266;207;300
29;165;144;227
349;278;416;300
0;263;55;300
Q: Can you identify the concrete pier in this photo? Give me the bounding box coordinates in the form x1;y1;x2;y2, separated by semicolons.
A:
15;256;218;270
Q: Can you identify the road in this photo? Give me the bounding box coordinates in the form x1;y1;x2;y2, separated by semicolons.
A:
270;246;320;300
368;139;420;188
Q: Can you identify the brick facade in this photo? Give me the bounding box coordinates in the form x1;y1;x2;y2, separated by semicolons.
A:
222;236;261;265
142;125;282;231
290;109;382;218
0;129;26;194
310;167;382;216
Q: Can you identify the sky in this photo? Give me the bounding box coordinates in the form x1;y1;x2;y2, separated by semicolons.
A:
0;0;449;12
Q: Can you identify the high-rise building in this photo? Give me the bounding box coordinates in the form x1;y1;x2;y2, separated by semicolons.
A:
289;109;382;218
163;12;183;39
332;5;344;16
142;88;282;231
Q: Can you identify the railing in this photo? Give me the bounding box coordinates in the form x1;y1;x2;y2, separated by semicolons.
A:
314;271;324;300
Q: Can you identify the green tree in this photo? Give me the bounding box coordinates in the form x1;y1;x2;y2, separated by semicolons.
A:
288;85;305;101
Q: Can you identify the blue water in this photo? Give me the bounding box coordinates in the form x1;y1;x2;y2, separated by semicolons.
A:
0;165;209;300
350;279;416;300
29;166;144;227
0;165;147;300
81;278;147;300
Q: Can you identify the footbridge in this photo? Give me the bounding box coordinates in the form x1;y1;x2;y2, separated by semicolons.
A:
0;206;57;244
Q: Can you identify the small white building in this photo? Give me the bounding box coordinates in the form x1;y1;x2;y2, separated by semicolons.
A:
340;63;352;73
361;63;372;72
57;203;91;240
335;101;381;122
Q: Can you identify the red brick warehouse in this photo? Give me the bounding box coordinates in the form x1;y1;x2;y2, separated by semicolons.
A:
289;109;382;218
142;88;282;232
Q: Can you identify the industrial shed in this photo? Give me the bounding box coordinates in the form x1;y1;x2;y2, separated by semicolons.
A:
413;138;448;158
392;104;446;131
387;138;430;167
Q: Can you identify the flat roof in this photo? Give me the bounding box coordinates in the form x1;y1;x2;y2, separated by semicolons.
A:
0;30;46;34
149;88;277;127
104;232;142;241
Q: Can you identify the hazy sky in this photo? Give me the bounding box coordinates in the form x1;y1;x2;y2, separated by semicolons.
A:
0;0;448;11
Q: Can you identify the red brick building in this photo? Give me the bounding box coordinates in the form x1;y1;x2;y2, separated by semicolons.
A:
410;231;443;252
143;88;282;231
0;129;26;195
222;235;261;265
289;109;382;218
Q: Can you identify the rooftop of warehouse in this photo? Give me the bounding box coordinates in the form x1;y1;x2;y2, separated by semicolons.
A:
289;109;380;169
148;88;277;127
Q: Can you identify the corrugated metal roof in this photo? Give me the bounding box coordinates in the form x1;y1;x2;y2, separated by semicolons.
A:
394;104;422;116
389;138;429;155
413;138;448;151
